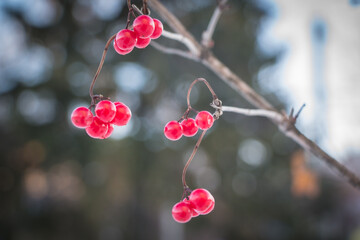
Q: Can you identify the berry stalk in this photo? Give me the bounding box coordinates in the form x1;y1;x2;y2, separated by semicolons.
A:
89;33;116;105
186;78;218;110
182;130;207;190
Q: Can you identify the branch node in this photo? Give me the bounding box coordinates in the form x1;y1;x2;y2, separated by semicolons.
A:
210;98;223;120
200;47;211;60
289;104;306;125
217;0;229;11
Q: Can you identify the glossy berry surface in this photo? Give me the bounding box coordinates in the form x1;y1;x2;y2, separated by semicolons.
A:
164;121;183;141
195;111;214;130
111;102;132;126
135;37;151;49
113;41;133;55
181;118;198;137
183;199;199;217
86;117;108;139
115;29;137;50
95;100;117;123
71;107;93;128
189;188;214;213
103;124;114;139
150;18;163;39
133;15;155;38
172;202;192;223
200;199;215;215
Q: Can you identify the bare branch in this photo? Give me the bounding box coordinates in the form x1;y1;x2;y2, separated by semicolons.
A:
148;0;275;111
148;0;360;190
161;30;200;55
201;0;228;48
150;41;199;61
219;105;283;122
282;125;360;189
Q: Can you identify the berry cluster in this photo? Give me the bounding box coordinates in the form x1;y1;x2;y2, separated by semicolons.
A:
113;15;163;55
172;188;215;223
71;100;131;139
164;111;214;141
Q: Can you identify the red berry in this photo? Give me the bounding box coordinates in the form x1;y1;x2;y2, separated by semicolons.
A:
200;199;215;215
86;117;108;139
115;29;137;50
111;102;131;126
135;37;151;49
103;124;114;139
113;40;133;55
164;121;183;141
71;107;93;128
183;199;199;217
195;111;214;130
188;188;214;213
181;118;198;137
172;202;192;223
95;100;116;123
150;19;163;39
133;15;155;38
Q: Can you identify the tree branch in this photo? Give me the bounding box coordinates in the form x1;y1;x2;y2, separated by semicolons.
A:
161;30;200;55
220;105;283;122
201;0;228;48
148;0;360;190
150;41;199;61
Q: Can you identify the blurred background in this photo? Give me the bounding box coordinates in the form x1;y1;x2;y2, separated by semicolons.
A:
0;0;360;239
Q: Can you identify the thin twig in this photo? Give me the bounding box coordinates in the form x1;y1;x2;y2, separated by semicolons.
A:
161;30;200;55
150;41;199;61
147;0;202;50
182;130;207;189
201;0;227;48
294;104;306;119
89;34;117;102
219;105;283;122
148;0;360;190
186;78;218;109
142;0;149;15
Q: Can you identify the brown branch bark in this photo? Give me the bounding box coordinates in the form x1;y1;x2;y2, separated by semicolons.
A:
148;0;360;190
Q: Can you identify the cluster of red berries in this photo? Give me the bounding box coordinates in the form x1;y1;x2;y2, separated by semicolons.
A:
113;15;163;55
164;111;214;141
172;188;215;223
71;100;131;139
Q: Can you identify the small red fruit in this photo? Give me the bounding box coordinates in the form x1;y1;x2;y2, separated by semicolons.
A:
86;117;108;139
103;124;114;139
172;202;192;223
113;40;133;55
195;111;214;130
115;29;137;50
164;121;183;141
150;19;163;39
111;102;132;126
135;37;151;49
95;100;116;123
183;199;199;217
200;199;215;215
133;15;155;38
71;107;93;128
188;188;214;213
181;118;198;137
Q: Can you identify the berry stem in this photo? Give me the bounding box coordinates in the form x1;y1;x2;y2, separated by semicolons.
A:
142;0;149;15
89;33;117;105
187;78;218;110
182;130;207;190
126;0;136;29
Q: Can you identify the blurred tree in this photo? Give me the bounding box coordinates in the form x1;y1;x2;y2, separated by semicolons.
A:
0;0;359;240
